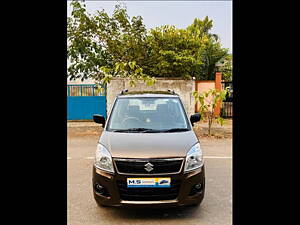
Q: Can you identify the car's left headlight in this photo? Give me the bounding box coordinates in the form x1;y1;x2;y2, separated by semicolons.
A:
184;143;203;172
94;143;114;173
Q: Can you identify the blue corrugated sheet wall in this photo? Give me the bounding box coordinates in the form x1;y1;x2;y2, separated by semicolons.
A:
67;84;106;120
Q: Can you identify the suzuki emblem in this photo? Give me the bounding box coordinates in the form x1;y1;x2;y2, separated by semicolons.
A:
144;162;154;172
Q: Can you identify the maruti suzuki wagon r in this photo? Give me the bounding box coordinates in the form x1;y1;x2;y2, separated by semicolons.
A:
92;90;205;207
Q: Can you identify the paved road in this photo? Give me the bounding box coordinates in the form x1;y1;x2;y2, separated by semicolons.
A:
67;134;232;225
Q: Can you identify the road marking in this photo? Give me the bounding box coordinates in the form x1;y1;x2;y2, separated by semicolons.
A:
85;157;94;159
204;156;232;159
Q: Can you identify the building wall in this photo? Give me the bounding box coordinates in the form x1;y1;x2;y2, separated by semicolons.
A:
195;73;222;115
68;73;222;117
107;78;195;116
195;81;216;112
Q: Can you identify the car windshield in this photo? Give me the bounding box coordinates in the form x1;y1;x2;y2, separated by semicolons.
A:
106;97;190;132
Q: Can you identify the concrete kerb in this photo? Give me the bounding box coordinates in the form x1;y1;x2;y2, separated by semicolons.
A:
67;121;103;136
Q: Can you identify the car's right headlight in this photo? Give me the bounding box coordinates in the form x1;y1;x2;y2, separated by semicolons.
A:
184;143;203;172
94;143;114;173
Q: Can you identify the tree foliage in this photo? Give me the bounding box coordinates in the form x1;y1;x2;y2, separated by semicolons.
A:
187;17;229;80
220;54;232;81
67;1;232;84
193;88;229;135
67;1;153;85
67;2;108;81
143;26;204;79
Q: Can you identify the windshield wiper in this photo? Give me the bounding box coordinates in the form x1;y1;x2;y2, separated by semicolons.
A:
111;128;190;133
161;128;190;133
111;128;156;133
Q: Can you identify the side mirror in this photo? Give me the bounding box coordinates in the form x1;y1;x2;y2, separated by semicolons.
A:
190;113;201;126
93;114;105;127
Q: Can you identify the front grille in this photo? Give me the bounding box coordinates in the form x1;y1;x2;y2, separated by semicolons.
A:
117;179;181;201
114;158;183;174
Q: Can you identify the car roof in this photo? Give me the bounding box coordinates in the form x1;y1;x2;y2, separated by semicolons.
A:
118;94;178;98
117;91;179;98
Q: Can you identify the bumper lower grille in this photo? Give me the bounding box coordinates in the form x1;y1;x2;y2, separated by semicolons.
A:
114;158;183;174
117;179;181;201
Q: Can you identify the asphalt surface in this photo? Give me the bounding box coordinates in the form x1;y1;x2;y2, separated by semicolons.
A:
67;134;232;225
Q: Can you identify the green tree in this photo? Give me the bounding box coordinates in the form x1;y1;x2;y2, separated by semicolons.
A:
187;17;229;80
67;1;231;84
144;25;204;78
67;1;153;85
220;54;232;81
67;1;108;81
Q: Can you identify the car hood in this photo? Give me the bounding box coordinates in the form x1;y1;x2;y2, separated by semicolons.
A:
99;131;199;158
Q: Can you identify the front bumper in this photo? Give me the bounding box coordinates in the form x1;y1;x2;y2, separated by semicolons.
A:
92;165;205;207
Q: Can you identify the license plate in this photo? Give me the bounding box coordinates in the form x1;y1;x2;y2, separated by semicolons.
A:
127;177;171;188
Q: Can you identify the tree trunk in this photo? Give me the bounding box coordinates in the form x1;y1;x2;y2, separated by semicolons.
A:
208;116;212;135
